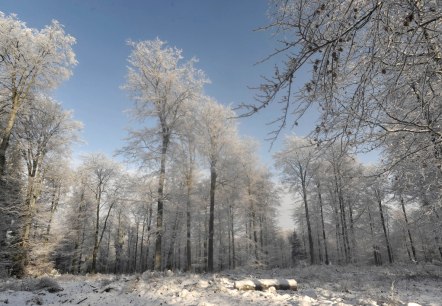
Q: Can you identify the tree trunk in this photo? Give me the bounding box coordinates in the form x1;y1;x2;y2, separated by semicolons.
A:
208;162;217;272
46;185;61;240
316;229;323;263
403;229;413;262
348;199;357;262
77;222;86;274
166;210;179;270
378;196;393;264
196;218;201;268
203;205;208;270
139;216;146;272
186;169;193;271
140;212;149;272
300;168;314;265
92;191;116;273
249;186;259;261
400;196;417;261
115;210;124;274
0;94;20;176
145;202;153;270
230;202;236;269
332;198;342;263
133;220;140;272
259;215;267;265
127;228;132;272
336;180;350;263
22;176;37;251
227;209;232;269
218;216;224;270
429;212;442;260
21;166;42;269
368;204;382;265
71;189;85;274
91;186;102;273
106;225;111;273
317;182;329;264
234;279;297;291
154;135;169;271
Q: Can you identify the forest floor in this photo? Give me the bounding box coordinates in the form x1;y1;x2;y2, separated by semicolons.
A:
0;263;441;305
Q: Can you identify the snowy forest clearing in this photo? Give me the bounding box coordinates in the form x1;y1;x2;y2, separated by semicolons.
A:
0;264;440;306
1;3;442;306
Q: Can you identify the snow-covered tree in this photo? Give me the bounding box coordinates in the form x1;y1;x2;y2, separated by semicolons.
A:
196;97;237;271
123;38;208;270
0;12;76;175
243;1;441;165
3;95;79;274
172;102;200;271
78;153;121;273
275;135;317;264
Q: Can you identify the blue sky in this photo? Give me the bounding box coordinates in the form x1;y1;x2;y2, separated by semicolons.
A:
2;1;380;230
2;0;318;166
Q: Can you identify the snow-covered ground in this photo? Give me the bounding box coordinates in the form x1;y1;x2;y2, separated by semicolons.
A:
0;263;440;305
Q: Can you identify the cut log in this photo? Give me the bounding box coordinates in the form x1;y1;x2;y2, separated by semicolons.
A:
234;279;297;291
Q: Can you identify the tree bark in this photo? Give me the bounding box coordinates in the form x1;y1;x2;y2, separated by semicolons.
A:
335;176;351;263
115;210;124;274
166;210;179;270
300;165;314;265
229;201;236;269
249;185;259;261
77;221;86;274
46;185;61;240
139;215;146;272
331;197;343;263
234;279;297;291
72;189;86;274
92;188;116;273
317;182;329;264
400;196;417;261
429;212;442;260
348;199;357;262
154;134;169;270
133;220;140;272
203;205;208;270
91;188;101;273
106;225;111;273
145;202;153;270
22;176;37;252
337;181;350;263
0;94;20;176
377;195;393;264
186;166;193;271
21;161;42;269
368;203;382;265
208;162;217;272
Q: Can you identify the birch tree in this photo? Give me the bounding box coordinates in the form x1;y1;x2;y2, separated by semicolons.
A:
123;38;207;270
